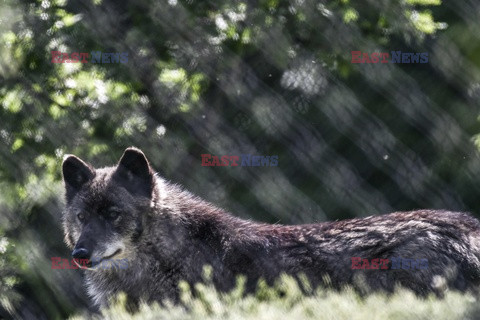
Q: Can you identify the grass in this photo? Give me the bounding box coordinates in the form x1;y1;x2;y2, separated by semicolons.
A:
70;272;480;320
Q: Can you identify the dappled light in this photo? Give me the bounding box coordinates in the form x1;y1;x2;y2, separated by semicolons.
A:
1;0;480;318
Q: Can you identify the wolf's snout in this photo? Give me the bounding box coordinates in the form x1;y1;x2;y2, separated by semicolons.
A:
72;247;91;260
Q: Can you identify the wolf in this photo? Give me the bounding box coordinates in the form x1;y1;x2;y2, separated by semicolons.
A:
62;147;480;308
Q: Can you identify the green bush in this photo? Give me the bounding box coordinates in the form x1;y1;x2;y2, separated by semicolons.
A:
72;274;480;320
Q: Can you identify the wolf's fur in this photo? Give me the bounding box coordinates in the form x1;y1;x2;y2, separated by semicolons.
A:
62;147;480;308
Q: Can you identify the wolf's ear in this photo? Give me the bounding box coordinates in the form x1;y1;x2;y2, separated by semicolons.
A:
113;147;154;198
62;155;95;203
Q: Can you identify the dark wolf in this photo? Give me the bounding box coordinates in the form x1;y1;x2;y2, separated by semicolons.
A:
62;147;480;308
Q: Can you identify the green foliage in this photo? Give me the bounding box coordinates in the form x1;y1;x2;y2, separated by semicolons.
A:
0;237;21;315
72;275;480;320
0;0;480;318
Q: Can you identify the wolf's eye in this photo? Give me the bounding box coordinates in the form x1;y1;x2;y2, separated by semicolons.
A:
77;213;85;222
107;209;120;220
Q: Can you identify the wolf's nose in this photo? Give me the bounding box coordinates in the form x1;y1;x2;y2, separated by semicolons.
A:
72;248;90;260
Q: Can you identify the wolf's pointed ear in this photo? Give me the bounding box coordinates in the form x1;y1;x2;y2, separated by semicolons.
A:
113;147;154;198
62;155;95;203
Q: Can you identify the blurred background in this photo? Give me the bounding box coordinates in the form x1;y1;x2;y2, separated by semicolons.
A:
0;0;480;318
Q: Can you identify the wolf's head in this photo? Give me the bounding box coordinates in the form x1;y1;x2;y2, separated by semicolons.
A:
62;147;156;268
